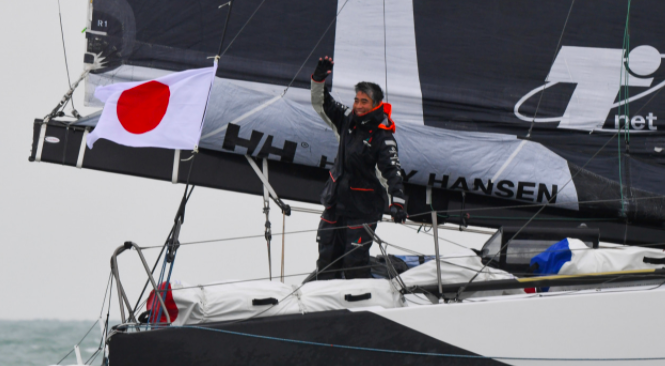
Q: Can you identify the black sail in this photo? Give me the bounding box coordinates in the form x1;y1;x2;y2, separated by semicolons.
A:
32;0;665;245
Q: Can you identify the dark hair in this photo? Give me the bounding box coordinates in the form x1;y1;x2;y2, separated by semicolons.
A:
354;82;384;107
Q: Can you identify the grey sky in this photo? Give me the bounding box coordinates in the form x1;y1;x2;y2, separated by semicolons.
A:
0;1;487;321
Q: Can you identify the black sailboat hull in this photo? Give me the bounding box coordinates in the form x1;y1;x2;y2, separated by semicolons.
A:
108;310;505;366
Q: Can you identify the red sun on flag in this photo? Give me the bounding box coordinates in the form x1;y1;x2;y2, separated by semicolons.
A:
117;81;171;134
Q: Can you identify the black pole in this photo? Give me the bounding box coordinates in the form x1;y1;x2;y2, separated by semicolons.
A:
411;268;665;298
216;1;235;57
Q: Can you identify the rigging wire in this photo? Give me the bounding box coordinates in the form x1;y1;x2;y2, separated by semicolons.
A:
455;0;641;300
131;227;173;314
451;61;665;297
155;228;665;295
454;128;623;299
102;275;113;364
136;214;665;256
617;0;632;218
219;0;266;59
162;255;665;295
55;272;112;365
401;220;470;249
56;0;72;89
56;0;77;113
525;0;576;138
282;0;351;94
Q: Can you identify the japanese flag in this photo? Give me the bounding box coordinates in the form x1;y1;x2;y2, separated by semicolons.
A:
87;62;218;150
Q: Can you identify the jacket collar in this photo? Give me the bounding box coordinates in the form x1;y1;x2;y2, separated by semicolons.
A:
352;102;396;133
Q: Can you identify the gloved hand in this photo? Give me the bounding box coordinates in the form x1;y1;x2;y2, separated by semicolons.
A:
390;203;407;224
312;56;334;82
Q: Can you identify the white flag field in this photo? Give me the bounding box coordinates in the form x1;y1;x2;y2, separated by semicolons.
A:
88;62;218;150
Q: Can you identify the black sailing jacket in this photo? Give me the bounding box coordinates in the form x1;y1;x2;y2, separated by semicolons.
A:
311;78;406;220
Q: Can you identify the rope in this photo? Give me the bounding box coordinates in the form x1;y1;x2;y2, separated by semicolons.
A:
525;0;576;138
157;324;665;362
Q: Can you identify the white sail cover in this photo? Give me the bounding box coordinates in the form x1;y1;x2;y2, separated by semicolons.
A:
166;279;404;325
397;248;525;298
531;238;665;276
162;254;530;325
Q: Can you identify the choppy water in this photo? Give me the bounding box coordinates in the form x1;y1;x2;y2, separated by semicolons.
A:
0;320;108;366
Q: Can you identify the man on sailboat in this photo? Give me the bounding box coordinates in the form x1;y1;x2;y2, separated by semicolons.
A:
311;56;407;280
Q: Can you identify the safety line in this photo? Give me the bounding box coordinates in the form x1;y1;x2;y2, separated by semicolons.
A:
138;221;665;258
153;237;665;294
165;263;389;293
162;325;665;362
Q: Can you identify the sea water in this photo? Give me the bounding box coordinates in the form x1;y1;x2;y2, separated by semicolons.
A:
0;320;107;366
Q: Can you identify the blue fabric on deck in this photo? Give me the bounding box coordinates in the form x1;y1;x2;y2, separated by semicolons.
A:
530;238;572;276
530;236;572;288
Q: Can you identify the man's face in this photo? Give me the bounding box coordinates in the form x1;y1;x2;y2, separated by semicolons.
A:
353;91;374;115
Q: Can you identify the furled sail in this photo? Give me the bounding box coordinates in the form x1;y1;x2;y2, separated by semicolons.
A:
32;0;665;245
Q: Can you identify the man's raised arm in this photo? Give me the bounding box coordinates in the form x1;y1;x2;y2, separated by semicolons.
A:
311;56;349;141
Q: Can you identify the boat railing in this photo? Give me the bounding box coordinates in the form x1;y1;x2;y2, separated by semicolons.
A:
110;241;171;324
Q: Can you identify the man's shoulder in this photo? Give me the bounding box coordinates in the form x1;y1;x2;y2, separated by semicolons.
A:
373;129;398;150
